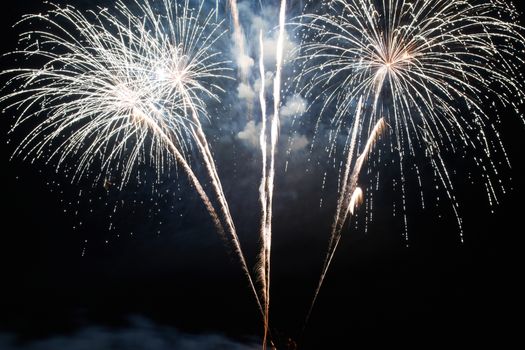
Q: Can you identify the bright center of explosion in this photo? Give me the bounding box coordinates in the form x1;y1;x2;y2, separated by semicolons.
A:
379;50;412;73
115;84;141;110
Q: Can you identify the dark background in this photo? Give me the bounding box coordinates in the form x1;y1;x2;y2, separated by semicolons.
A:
0;1;524;348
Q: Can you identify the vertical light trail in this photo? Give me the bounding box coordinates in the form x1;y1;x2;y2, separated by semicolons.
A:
304;100;362;326
260;1;287;348
190;120;264;321
257;29;270;348
305;116;386;328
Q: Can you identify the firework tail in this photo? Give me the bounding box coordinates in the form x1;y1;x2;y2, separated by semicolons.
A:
304;115;386;328
303;98;363;327
158;0;266;320
167;0;266;319
336;118;386;237
135;106;262;317
257;1;287;348
155;0;266;319
257;29;270;347
173;72;264;318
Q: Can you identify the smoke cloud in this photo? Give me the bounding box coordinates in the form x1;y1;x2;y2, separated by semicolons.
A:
0;318;258;350
281;94;308;118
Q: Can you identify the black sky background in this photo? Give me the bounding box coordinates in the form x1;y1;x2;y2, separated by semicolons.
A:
1;1;524;349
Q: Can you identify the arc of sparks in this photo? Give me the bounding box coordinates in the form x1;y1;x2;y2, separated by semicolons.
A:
295;0;525;327
0;0;265;325
295;0;525;246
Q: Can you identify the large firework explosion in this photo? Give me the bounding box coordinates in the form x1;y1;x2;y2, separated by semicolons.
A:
1;0;524;348
0;0;264;332
293;0;525;326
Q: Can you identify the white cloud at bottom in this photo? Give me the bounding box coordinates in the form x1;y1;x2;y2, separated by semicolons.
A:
0;317;258;350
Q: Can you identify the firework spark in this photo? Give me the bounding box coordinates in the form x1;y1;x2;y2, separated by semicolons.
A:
294;0;524;325
305;112;386;326
257;1;287;347
257;30;270;347
1;0;263;320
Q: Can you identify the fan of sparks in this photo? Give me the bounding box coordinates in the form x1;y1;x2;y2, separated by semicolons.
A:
292;0;525;329
295;0;525;242
1;0;230;184
1;0;265;322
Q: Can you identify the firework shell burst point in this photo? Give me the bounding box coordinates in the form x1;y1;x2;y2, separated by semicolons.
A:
0;0;265;329
294;0;525;242
1;0;525;347
1;0;231;185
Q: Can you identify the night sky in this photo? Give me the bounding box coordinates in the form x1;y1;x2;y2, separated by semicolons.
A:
1;1;524;349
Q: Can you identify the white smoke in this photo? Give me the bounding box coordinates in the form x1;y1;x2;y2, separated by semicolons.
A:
0;318;258;350
238;82;256;101
231;2;298;96
281;94;307;118
290;134;309;152
237;120;261;147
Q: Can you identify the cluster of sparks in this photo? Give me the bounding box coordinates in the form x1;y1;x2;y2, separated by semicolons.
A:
0;0;265;332
2;0;525;348
295;0;525;324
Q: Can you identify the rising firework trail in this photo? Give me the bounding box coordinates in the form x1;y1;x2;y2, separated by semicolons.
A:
295;0;524;326
1;0;263;322
305;111;386;326
257;0;287;347
257;30;270;348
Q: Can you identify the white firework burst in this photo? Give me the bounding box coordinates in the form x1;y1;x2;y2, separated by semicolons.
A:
1;0;264;324
293;0;525;327
295;0;525;241
1;0;230;184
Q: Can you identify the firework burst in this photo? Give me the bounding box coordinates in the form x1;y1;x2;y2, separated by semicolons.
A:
1;0;263;321
294;0;525;325
2;0;229;182
294;0;525;244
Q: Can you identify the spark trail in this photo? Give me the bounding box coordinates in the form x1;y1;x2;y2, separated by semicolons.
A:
305;110;386;326
257;30;270;348
257;1;287;347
